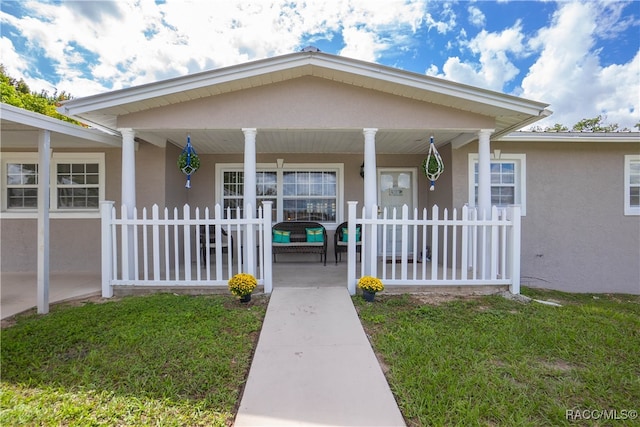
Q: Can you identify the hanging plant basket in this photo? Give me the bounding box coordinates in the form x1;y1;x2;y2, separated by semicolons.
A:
178;134;200;188
177;151;200;175
422;155;443;177
422;136;444;191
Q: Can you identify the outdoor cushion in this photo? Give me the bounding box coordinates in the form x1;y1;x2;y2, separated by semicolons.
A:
273;230;291;243
306;227;324;242
341;227;361;242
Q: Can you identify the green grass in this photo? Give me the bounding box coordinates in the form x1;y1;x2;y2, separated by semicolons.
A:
1;293;267;426
3;288;639;426
354;289;640;427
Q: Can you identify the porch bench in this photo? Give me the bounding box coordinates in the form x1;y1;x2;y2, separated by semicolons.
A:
272;221;327;265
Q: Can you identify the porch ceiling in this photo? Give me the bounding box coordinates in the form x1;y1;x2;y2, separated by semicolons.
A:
144;128;467;154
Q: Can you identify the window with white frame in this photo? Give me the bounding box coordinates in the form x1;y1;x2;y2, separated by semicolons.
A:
2;152;105;214
468;153;526;215
625;155;640;215
218;165;341;223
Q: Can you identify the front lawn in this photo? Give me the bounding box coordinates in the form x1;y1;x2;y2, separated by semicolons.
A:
355;289;640;426
1;293;267;426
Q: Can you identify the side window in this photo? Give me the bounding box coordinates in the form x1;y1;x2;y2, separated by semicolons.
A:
625;155;640;215
469;153;526;215
1;153;105;215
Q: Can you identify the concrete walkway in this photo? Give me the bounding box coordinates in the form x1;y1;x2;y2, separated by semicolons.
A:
235;286;406;426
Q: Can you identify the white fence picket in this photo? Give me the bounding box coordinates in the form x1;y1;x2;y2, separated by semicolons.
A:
345;202;521;292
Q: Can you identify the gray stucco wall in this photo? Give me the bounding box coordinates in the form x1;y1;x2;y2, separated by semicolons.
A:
452;139;640;294
3;138;638;295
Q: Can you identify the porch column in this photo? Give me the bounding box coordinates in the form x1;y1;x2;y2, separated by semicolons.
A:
477;129;494;218
242;128;257;214
120;128;136;217
363;128;378;276
37;130;51;314
477;129;494;279
119;128;136;279
242;128;257;274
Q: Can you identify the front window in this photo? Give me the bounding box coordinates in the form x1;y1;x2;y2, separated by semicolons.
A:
56;162;100;208
625;155;640;215
219;165;341;223
1;153;105;215
469;153;526;215
283;171;336;221
6;162;38;209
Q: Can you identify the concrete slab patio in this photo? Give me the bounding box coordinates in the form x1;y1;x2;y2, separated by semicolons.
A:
234;286;406;426
1;272;101;319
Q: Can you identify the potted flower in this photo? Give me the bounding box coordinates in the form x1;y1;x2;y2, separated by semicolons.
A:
357;276;384;302
228;273;257;303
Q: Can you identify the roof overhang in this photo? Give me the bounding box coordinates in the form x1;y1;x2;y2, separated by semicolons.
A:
1;103;121;148
57;50;552;153
500;131;640;143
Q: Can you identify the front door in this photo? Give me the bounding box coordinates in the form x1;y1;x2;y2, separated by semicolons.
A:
377;168;417;256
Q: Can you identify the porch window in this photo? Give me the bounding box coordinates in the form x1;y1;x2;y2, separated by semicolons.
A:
218;165;341;223
6;161;39;209
1;152;105;215
468;153;526;215
625;155;640;215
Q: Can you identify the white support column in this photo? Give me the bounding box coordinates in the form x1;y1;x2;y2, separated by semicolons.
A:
242;128;257;215
37;130;51;314
119;128;136;278
363;128;378;276
477;129;494;218
363;128;378;213
477;129;494;278
120;128;136;216
242;128;257;271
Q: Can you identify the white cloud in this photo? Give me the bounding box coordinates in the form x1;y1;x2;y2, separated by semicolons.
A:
1;0;427;96
521;1;639;129
425;2;456;34
468;6;485;27
426;23;526;92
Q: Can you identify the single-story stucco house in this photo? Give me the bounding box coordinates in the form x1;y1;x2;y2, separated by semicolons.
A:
2;49;638;303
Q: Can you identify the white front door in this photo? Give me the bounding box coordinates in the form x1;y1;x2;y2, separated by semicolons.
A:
377;168;417;256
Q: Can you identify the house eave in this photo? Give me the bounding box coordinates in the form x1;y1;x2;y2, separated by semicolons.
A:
58;51;551;135
501;131;640;143
1;103;122;147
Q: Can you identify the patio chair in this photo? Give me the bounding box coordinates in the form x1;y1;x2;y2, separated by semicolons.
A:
200;225;233;264
334;221;362;264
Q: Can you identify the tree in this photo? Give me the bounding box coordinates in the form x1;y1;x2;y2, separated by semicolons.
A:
0;65;82;125
572;115;619;132
546;123;569;132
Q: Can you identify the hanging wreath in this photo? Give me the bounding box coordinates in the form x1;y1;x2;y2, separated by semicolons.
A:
178;134;200;189
421;136;444;191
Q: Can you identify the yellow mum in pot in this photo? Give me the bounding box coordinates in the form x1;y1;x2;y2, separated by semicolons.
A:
228;273;257;297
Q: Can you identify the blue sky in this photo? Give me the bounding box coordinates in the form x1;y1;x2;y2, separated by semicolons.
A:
1;0;638;130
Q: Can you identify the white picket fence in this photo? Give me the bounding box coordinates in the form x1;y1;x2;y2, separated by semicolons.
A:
100;201;273;297
345;202;521;295
100;200;521;297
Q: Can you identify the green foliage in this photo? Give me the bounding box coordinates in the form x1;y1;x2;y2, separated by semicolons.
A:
0;64;82;125
355;290;640;426
572;115;620;132
1;293;267;426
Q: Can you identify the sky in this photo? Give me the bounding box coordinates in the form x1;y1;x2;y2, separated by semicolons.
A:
1;0;639;130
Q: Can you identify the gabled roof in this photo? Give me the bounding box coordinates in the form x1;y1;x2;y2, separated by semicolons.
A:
1;103;121;147
58;50;551;143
